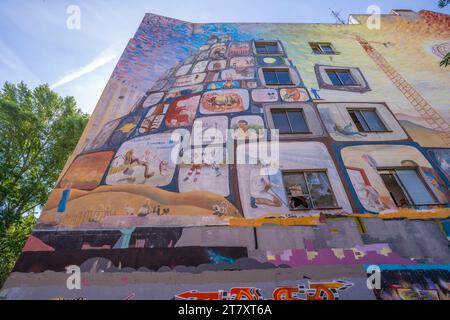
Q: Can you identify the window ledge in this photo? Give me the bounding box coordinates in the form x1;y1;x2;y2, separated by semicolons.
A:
288;207;343;212
312;52;341;55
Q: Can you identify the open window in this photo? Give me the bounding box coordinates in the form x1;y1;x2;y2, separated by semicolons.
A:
314;64;371;93
255;41;283;55
379;168;439;207
309;42;338;55
348;109;388;132
282;171;338;210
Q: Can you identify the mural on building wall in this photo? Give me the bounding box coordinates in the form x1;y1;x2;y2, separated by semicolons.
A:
2;10;450;300
237;142;352;219
342;145;450;213
371;265;450;300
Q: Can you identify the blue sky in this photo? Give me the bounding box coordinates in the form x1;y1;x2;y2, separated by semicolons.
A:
0;0;448;114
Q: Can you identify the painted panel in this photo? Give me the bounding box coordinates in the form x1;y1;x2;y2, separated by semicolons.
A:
237;142;352;219
200;89;250;114
251;89;278;103
165;95;200;128
342;145;450;213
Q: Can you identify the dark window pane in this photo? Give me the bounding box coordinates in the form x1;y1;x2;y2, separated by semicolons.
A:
321;45;334;54
282;172;312;210
276;70;292;85
396;170;437;205
361;110;387;131
380;173;410;207
256;45;266;54
350;111;370;131
336;71;357;85
311;46;321;54
263;70;278;85
305;172;338;208
266;44;280;53
256;42;280;54
349;111;365;132
271;111;291;134
287;110;309;133
327;71;342;86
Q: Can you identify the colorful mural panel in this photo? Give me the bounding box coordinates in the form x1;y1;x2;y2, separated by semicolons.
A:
106;133;178;187
200;89;249;114
165;95;200;128
342;145;450;213
59;151;115;191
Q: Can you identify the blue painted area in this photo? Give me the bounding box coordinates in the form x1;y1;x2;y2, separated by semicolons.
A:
442;220;450;241
113;228;136;249
57;189;71;213
310;88;321;99
207;249;236;264
363;264;450;271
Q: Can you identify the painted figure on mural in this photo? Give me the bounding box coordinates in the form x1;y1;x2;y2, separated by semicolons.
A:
119;149;155;181
57;181;72;213
249;162;284;209
232;120;258;140
334;123;367;137
310;88;321;100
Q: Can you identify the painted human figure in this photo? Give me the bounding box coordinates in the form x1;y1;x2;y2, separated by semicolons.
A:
184;163;203;183
249;163;283;208
334;123;367;137
310;88;321;99
121;149;155;179
57;181;72;213
232;120;258;140
138;202;152;217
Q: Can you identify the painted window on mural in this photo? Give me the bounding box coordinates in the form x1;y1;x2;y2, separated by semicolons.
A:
271;109;309;134
309;42;337;54
326;69;357;86
379;168;438;207
263;68;293;85
255;41;282;55
348;109;387;132
282;171;338;210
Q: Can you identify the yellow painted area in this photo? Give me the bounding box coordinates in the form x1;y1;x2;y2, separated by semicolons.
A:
229;215;321;227
353;208;450;220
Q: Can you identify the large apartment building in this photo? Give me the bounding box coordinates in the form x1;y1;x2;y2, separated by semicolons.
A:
2;9;450;300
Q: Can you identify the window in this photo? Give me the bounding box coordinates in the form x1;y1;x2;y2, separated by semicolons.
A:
255;41;282;55
348;109;387;132
282;171;338;210
271;109;309;134
379;168;438;207
310;42;336;55
315;65;371;93
263;68;293;85
326;69;357;86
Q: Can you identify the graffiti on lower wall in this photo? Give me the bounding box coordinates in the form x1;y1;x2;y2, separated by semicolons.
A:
176;280;354;300
369;265;450;300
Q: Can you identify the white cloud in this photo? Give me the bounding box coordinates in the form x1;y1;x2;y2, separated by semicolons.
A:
50;48;117;89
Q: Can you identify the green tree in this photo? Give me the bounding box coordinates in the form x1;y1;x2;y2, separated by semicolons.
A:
437;1;450;68
438;0;449;8
0;82;89;287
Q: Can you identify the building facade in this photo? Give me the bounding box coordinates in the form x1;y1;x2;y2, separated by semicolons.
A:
2;9;450;300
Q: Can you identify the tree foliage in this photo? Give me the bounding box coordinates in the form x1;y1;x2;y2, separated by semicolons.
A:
0;82;89;286
438;0;449;8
